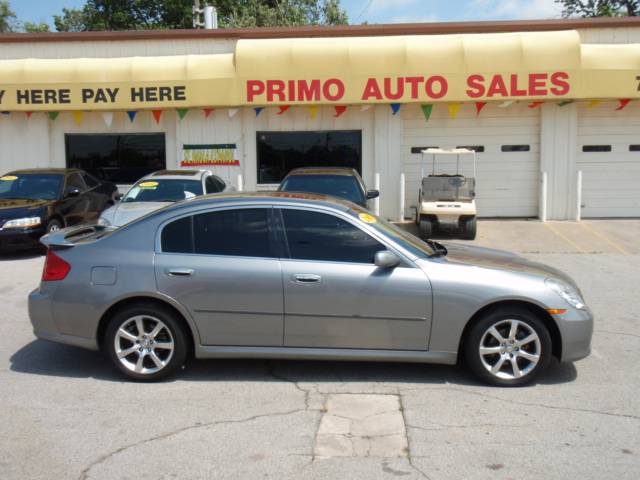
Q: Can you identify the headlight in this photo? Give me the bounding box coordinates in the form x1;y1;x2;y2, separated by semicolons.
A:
2;217;41;229
545;278;585;310
97;217;111;226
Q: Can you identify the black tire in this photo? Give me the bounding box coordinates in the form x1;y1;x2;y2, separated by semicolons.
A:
460;216;477;240
45;219;63;234
418;217;433;239
464;307;552;387
104;302;189;382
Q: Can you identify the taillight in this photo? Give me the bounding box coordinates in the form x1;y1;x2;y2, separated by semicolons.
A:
42;250;71;281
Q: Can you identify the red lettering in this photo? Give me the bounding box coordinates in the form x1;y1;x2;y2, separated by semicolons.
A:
362;78;383;100
287;80;296;102
528;73;548;96
550;72;570;96
266;80;286;102
425;75;448;99
487;75;508;97
466;74;485;99
509;74;527;97
405;77;424;99
384;77;404;100
298;80;321;101
323;78;345;101
246;80;265;102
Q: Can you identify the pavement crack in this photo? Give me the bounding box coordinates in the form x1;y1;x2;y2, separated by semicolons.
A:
398;393;433;480
266;361;317;410
78;408;305;480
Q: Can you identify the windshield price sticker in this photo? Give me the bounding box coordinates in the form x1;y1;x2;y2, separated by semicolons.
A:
359;213;377;224
0;175;18;181
138;181;159;189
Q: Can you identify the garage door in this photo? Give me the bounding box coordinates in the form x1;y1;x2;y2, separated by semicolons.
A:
402;102;540;217
577;103;640;218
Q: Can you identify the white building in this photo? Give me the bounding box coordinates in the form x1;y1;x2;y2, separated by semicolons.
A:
0;17;639;220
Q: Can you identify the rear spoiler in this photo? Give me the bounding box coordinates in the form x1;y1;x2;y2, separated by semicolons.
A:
40;224;113;249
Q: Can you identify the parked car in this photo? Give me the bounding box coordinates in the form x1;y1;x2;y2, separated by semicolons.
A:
29;192;592;386
99;169;234;227
0;168;117;252
278;167;379;208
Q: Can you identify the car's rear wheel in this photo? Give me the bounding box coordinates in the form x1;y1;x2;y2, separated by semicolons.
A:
464;308;552;386
105;303;188;381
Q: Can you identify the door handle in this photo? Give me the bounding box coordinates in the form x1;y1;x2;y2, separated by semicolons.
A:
166;268;194;277
292;274;321;284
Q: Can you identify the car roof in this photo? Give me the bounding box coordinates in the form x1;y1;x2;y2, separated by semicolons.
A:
6;168;81;176
139;169;207;181
285;167;358;177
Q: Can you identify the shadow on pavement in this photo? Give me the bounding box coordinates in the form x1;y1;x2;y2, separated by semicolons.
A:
0;250;44;261
10;339;577;387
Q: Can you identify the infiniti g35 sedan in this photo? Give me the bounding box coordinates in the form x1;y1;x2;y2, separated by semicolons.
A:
28;193;593;386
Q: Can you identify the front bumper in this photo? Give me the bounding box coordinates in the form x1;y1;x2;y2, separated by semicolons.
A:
0;226;46;251
558;306;594;362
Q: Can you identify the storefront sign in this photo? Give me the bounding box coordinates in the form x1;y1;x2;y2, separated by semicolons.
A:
181;144;240;167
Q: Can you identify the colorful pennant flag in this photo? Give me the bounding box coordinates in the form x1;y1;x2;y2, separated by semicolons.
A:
498;100;515;108
102;112;113;127
615;99;631;111
528;101;544;109
228;108;239;118
127;111;137;122
475;102;487;116
254;107;264;117
47;111;60;120
1;111;10;116
557;100;574;107
25;112;33;119
72;111;84;125
587;100;602;109
448;103;461;119
309;105;319;119
334;105;347;118
420;104;433;122
177;108;189;120
390;103;401;115
151;110;163;124
203;108;214;118
277;105;291;115
360;105;373;112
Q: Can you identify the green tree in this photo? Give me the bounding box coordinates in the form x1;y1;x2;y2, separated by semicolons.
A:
0;0;17;32
53;0;348;32
556;0;639;17
23;21;50;32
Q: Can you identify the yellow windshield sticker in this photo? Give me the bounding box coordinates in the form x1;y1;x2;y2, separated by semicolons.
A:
0;175;18;181
138;181;159;189
359;213;377;224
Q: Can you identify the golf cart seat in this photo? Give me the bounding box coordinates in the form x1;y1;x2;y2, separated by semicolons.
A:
421;176;476;202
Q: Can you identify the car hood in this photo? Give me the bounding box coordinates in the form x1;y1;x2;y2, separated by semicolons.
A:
101;201;172;227
0;198;51;221
439;242;578;287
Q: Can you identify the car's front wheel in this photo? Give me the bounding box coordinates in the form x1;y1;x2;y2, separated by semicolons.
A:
464;307;552;386
105;303;189;381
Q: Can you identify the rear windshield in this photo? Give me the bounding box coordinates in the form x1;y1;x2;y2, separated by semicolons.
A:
123;179;203;203
0;174;63;201
279;175;365;204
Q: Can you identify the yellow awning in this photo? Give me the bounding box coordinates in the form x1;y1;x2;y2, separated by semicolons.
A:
0;30;638;111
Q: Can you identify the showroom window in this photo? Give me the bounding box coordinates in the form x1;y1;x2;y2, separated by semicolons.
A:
280;209;384;264
257;131;362;184
65;133;166;184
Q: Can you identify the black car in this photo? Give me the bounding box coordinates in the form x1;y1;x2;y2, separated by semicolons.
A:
277;167;379;208
0;168;118;251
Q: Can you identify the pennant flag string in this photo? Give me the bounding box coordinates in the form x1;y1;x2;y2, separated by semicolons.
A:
72;111;84;126
102;112;113;127
420;104;433;122
48;111;60;120
203;108;215;118
587;100;602;109
360;105;373;112
475;102;487;116
177;108;189;120
448;103;461;119
528;101;544;109
127;111;137;122
498;100;515;108
309;105;319;119
25;112;33;119
254;107;264;117
1;111;10;116
390;103;401;115
277;105;291;115
228;108;239;118
615;99;631;111
334;105;347;118
557;100;574;107
151;110;163;124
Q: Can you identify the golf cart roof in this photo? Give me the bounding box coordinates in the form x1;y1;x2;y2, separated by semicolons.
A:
421;148;474;155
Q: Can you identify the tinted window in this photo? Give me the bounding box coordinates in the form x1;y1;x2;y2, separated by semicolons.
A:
66;173;87;192
456;145;485;152
82;173;99;188
193;208;272;257
65;133;166;184
630;145;640;152
582;145;612;152
411;146;439;154
257;131;362;184
279;175;365;204
281;209;384;263
161;216;193;253
123;179;203;203
0;174;63;201
501;145;531;152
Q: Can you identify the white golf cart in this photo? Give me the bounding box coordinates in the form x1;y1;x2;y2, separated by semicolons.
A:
414;148;477;240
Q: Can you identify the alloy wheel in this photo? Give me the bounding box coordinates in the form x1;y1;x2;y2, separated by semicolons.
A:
114;315;175;375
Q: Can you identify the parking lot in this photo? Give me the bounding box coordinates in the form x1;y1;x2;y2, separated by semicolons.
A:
1;219;639;480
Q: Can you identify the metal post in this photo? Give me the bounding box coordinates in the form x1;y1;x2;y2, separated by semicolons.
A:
374;173;380;216
399;173;405;221
237;173;243;192
204;6;217;29
540;171;547;222
576;170;582;222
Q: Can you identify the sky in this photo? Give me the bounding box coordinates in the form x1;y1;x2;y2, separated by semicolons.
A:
12;0;565;28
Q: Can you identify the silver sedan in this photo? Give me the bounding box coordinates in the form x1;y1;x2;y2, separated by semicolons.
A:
28;193;593;386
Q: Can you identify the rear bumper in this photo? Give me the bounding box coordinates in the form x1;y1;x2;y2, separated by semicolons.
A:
558;307;594;362
0;226;45;251
28;287;99;351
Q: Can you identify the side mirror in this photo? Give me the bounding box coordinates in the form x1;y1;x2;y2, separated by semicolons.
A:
366;189;379;200
65;188;81;198
374;250;401;269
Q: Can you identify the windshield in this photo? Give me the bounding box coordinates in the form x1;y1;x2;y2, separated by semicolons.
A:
0;174;63;201
279;175;365;204
122;179;203;203
349;207;435;258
